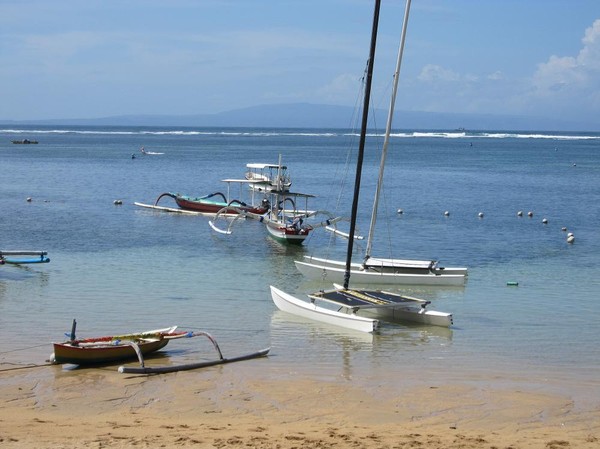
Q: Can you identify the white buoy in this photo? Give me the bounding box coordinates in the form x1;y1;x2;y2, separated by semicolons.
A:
397;209;403;214
478;212;484;218
542;218;548;224
113;200;123;205
517;211;523;217
567;234;575;244
528;211;533;217
26;197;32;202
444;211;450;216
561;227;567;232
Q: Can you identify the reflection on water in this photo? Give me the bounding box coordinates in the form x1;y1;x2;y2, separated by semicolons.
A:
269;308;454;382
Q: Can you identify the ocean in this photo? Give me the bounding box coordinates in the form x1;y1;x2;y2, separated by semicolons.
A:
1;125;599;400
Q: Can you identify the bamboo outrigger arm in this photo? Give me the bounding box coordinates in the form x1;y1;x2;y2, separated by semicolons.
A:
117;331;269;375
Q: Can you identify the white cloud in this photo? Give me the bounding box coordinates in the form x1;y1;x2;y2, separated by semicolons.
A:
407;19;600;121
417;64;460;82
529;19;600;110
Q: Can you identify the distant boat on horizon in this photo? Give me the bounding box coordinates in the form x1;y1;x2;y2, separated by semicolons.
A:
11;139;38;144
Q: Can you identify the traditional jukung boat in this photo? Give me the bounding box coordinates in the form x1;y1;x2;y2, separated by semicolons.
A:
153;191;270;215
0;250;50;265
245;162;292;192
50;325;182;365
209;156;341;245
50;321;270;373
270;0;453;332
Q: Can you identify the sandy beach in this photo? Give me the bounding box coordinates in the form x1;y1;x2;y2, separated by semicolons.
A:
1;357;598;449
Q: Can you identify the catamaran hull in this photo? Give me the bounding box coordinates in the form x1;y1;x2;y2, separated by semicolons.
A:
270;286;378;333
360;307;453;327
295;257;466;286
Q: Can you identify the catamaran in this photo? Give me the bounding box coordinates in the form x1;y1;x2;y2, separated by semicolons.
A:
294;0;466;286
270;0;453;332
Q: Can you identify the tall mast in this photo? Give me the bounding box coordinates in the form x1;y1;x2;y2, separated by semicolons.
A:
364;0;411;262
344;0;381;289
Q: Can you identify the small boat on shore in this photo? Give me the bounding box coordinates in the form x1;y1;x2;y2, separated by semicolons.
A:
0;250;50;265
50;321;270;373
50;325;182;365
11;139;38;144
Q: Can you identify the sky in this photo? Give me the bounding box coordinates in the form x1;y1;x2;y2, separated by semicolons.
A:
1;0;600;126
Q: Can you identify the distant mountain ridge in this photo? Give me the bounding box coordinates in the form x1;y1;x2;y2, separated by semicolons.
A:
2;103;596;132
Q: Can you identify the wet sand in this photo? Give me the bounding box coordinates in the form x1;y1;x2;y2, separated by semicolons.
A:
1;358;599;449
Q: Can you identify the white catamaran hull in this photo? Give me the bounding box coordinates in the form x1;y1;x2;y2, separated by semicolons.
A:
295;256;466;286
270;286;378;333
359;305;453;327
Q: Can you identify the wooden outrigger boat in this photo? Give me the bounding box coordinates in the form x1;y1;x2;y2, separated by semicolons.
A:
245;162;292;192
0;250;50;265
153;191;270;215
270;0;454;333
138;167;274;216
210;155;342;245
51;323;182;365
50;321;270;373
209;193;341;245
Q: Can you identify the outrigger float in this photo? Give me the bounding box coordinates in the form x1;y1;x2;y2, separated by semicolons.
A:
50;320;269;375
0;250;50;265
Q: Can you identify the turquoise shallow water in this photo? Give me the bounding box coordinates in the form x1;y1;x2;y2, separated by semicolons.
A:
1;125;599;399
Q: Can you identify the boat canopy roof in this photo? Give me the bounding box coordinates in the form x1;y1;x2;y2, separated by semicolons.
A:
271;190;315;198
221;178;265;184
246;163;287;170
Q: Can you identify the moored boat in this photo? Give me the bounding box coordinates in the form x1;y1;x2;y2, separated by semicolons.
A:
270;0;454;332
209;156;341;245
1;250;50;265
11;139;38;144
245;162;292;192
295;255;466;286
155;191;270;215
294;0;466;287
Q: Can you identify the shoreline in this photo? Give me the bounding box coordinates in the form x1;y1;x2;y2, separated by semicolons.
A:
1;360;598;449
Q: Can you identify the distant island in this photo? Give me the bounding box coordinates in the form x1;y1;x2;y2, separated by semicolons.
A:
1;103;596;132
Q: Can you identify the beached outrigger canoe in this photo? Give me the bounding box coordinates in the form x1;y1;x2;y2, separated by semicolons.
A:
51;326;181;365
50;321;270;374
